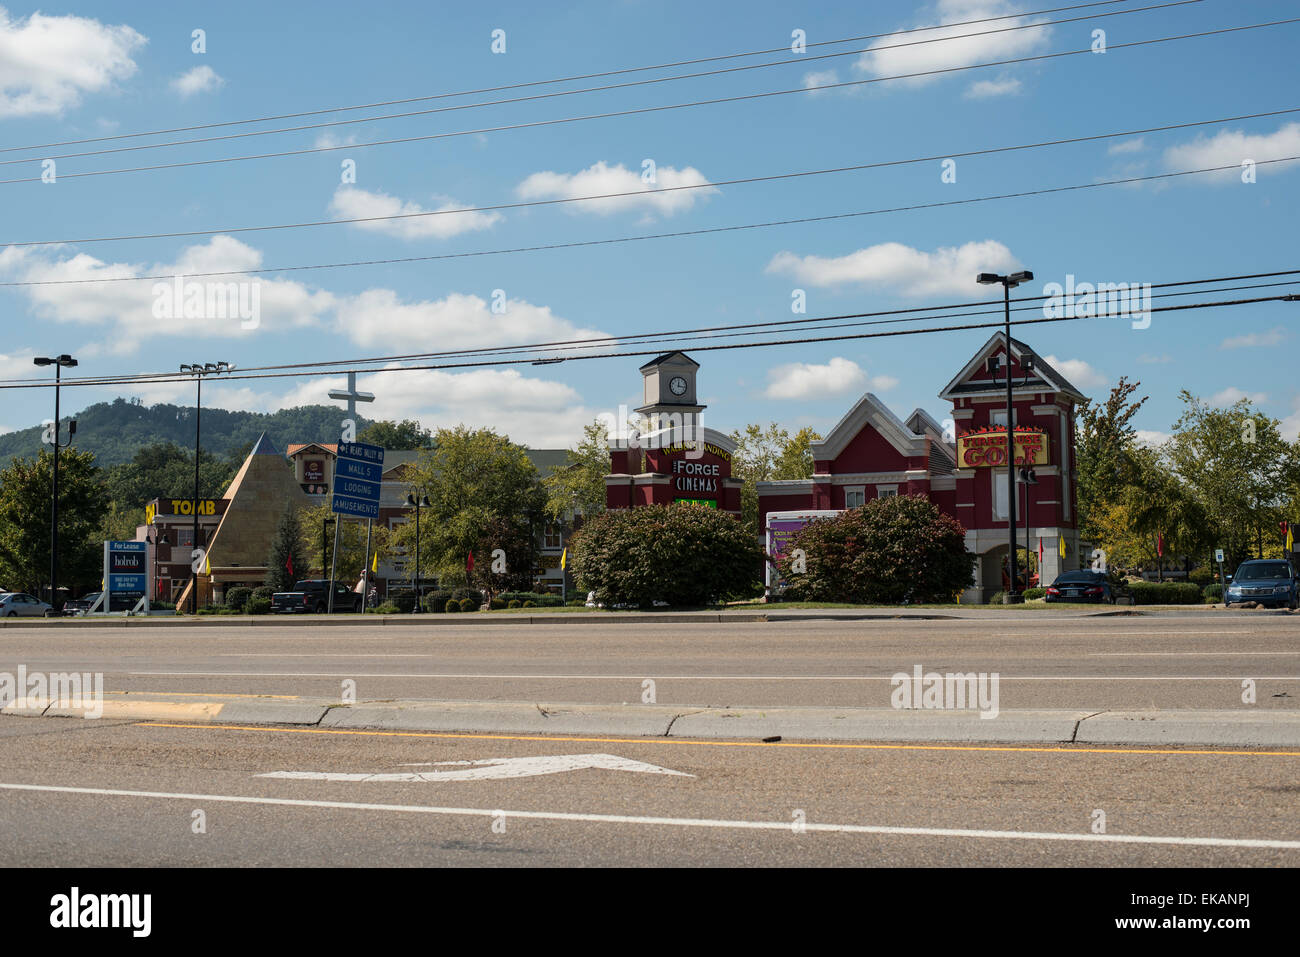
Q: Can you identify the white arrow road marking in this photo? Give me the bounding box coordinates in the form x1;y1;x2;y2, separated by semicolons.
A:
0;781;1296;849
256;753;693;783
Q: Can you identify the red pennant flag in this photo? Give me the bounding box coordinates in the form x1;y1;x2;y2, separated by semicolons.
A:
1156;533;1164;557
286;555;294;576
467;551;474;574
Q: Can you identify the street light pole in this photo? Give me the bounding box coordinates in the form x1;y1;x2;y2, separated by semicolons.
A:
33;355;77;613
405;494;430;612
978;270;1033;604
179;362;233;613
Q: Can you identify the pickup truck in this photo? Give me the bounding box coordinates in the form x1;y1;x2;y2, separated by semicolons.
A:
271;580;362;613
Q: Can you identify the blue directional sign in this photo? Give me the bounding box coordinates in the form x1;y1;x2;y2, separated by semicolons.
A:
331;442;385;519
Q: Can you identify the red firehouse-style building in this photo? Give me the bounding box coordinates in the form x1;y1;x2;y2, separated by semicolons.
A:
605;337;1087;604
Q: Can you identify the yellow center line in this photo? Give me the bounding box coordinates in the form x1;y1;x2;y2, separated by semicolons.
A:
105;691;300;699
136;722;1300;758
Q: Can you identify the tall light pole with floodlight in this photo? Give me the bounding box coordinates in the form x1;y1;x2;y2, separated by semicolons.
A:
33;354;77;614
178;361;233;613
977;270;1033;604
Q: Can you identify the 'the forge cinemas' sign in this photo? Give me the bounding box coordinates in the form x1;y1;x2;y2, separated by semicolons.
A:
660;442;732;502
957;428;1049;467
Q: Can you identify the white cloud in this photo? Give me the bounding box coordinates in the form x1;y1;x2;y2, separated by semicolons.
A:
313;130;358;149
1043;355;1107;390
336;289;606;353
1137;353;1172;364
766;239;1020;297
963;76;1020;99
170;64;223;98
1219;326;1285;350
515;160;716;216
328;186;501;240
1210;386;1268;407
1280;398;1300;443
0;237;334;352
1163;123;1300;182
1107;137;1146;155
0;9;144;118
763;357;895;401
803;69;840;91
853;0;1050;87
1135;429;1170;448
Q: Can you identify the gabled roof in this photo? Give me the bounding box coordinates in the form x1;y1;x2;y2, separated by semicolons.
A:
906;408;957;464
938;332;1087;402
812;393;929;461
286;442;336;457
639;351;699;371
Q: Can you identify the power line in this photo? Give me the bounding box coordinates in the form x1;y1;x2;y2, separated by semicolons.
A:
1;1;1198;169
7;105;1294;250
0;0;1148;156
4;16;1292;187
4;294;1290;391
5;156;1295;289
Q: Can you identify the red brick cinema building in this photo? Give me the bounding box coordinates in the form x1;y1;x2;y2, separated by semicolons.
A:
606;336;1086;604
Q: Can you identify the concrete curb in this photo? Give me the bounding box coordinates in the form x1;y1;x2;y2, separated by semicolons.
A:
5;696;1298;747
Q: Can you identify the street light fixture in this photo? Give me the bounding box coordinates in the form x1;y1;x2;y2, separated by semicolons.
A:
977;270;1033;604
179;361;232;613
404;493;431;612
33;354;77;614
1018;467;1039;591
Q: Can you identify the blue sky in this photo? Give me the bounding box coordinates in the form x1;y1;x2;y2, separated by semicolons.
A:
0;0;1297;448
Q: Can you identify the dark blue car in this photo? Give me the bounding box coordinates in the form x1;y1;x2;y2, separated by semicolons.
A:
1225;560;1298;610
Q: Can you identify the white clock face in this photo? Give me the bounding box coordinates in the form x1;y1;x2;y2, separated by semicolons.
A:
669;376;688;396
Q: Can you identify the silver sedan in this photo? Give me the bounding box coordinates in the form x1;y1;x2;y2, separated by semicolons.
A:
0;593;53;617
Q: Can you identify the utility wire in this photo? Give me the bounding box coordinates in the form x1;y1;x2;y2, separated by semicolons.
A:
5;156;1295;288
4;16;1291;187
0;0;1150;156
5;294;1291;391
0;1;1198;168
6;105;1293;250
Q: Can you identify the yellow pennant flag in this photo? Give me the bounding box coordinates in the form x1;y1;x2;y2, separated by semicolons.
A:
1287;525;1294;553
204;554;211;575
371;551;379;573
1058;535;1066;559
560;547;567;570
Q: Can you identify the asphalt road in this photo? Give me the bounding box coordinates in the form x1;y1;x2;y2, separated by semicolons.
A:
0;715;1294;867
0;612;1296;711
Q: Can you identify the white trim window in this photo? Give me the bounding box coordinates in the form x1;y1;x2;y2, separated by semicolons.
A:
993;475;1009;521
876;484;898;499
845;486;866;508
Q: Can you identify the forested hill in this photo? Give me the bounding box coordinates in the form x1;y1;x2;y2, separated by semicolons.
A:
0;398;372;468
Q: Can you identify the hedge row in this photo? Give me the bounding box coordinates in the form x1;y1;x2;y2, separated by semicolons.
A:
1128;581;1202;605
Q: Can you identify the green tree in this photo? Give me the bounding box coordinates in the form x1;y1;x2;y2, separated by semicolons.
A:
357;419;433;451
1074;377;1148;543
264;505;307;592
1165;391;1294;567
466;516;537;600
298;503;390;583
102;442;234;510
0;448;109;597
776;495;974;604
391;426;545;586
543;420;610;520
728;423;821;535
569;503;764;606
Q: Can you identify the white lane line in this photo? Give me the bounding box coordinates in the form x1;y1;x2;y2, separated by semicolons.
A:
126;671;1300;681
1093;652;1300;657
0;781;1295;849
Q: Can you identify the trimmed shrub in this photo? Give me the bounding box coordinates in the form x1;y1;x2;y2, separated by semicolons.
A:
1189;566;1216;587
451;588;484;604
987;591;1006;605
489;598;505;610
569;503;765;606
458;597;476;613
224;587;253;611
374;601;400;614
523;600;536;608
508;599;522;609
778;495;974;604
566;598;585;607
1129;581;1202;605
1203;583;1224;601
392;593;417;613
423;590;452;612
252;585;276;602
445;599;460;613
247;597;271;615
1023;587;1046;600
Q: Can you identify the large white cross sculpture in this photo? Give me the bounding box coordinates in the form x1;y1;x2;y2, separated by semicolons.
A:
328;372;375;442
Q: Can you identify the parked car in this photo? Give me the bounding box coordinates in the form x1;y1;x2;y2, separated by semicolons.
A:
1045;570;1132;604
1225;559;1298;610
0;592;54;617
63;592;138;615
271;580;362;613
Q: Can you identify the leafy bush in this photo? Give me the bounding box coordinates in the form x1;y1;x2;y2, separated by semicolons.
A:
392;593;417;613
445;599;460;613
523;600;536;608
569;503;765;606
247;597;271;615
778;495;974;604
373;601;400;614
1023;587;1046;600
224;587;253;610
1189;566;1216;587
451;588;484;604
422;590;452;612
1129;581;1203;605
508;599;521;609
1203;583;1223;601
566;598;585;607
252;585;276;602
458;597;476;613
489;598;506;610
987;591;1005;605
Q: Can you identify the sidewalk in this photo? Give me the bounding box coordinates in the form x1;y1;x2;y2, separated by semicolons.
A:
7;692;1298;747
